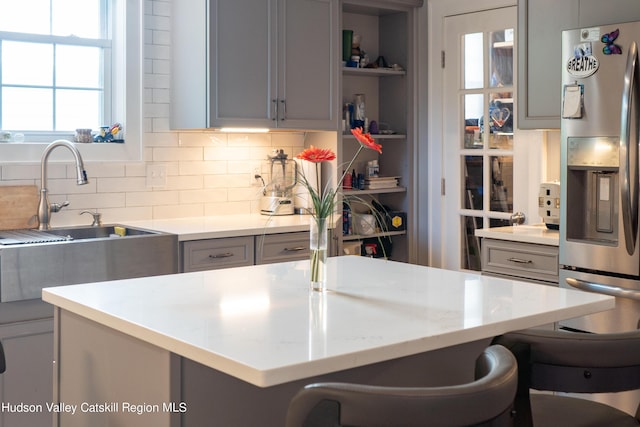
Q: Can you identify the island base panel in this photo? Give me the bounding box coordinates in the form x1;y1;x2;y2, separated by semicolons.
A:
53;307;489;426
53;309;178;427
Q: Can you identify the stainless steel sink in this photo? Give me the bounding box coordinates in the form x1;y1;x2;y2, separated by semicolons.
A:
0;224;178;302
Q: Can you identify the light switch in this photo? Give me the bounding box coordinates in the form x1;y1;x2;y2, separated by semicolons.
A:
146;164;167;188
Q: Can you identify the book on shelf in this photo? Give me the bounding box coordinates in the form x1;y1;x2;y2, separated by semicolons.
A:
364;176;400;190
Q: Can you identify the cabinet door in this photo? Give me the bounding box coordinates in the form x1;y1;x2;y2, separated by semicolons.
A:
579;0;640;27
0;319;53;427
278;0;338;129
210;0;277;128
517;0;578;130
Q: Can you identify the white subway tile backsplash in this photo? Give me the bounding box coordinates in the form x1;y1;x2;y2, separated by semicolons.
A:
205;201;252;216
67;192;126;209
152;1;170;17
1;164;40;181
164;175;203;191
153;147;202;162
97;177;147;193
179;189;228;204
144;131;178;147
153;203;204;219
146;14;170;31
178;161;227;176
85;163;126;178
126;190;180;207
152;117;171;132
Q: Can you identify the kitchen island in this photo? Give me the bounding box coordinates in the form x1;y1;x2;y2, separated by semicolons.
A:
42;257;613;426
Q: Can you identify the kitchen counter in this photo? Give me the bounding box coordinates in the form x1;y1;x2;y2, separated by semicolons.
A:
475;224;559;246
122;214;314;241
43;257;612;426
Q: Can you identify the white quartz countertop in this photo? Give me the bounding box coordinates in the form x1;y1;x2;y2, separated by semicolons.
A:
475;224;560;246
121;214;314;241
42;257;612;388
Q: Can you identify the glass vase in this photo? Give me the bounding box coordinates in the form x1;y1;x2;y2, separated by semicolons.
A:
309;217;328;291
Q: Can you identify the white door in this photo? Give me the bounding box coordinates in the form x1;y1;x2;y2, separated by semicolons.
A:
442;6;518;271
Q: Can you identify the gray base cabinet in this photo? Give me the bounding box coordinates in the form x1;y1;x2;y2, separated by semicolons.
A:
481;238;559;285
181;231;331;272
518;0;640;129
481;238;558;330
181;236;255;272
255;232;310;265
0;318;53;427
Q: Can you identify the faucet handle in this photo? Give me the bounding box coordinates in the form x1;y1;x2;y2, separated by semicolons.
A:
50;201;70;213
80;210;102;227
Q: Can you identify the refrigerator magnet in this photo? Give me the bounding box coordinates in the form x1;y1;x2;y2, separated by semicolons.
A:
562;84;584;119
601;29;622;55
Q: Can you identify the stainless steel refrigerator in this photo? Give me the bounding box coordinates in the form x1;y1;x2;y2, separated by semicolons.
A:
560;20;640;414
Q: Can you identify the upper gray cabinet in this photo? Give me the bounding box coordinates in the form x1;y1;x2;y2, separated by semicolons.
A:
171;0;338;130
517;0;578;130
518;0;640;130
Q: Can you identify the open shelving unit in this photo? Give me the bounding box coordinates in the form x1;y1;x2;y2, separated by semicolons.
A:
338;1;414;262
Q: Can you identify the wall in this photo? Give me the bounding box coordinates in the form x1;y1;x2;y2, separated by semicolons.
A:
0;0;306;228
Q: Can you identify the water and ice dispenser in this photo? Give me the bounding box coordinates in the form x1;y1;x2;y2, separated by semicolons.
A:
565;137;619;244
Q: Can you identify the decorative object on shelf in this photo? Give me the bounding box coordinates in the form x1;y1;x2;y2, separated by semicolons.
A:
93;122;123;143
74;128;93;144
295;128;382;291
342;30;353;62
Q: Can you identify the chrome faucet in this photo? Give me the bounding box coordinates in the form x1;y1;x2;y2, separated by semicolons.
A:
37;139;89;230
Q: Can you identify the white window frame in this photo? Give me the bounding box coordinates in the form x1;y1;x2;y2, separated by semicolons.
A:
0;0;142;163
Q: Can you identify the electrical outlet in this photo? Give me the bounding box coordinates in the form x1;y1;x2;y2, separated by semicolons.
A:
251;166;263;186
146;164;167;188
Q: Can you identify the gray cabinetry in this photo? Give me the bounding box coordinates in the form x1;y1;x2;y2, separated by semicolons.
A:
517;0;578;129
255;232;310;264
518;0;640;130
481;238;559;285
181;231;332;272
0;311;53;427
172;0;338;130
181;236;255;272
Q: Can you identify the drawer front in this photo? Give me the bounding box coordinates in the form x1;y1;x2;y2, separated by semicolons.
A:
182;236;254;272
482;239;559;284
255;232;310;265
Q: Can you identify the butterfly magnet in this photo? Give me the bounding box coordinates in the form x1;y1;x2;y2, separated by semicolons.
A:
602;29;622;55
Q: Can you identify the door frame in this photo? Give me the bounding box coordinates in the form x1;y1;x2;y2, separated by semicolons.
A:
419;0;547;268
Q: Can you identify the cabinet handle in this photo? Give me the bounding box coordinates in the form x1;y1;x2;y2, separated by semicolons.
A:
284;246;305;252
507;257;532;264
209;252;234;259
272;99;278;121
280;99;286;121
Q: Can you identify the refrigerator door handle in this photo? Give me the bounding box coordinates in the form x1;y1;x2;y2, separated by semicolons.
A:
620;41;640;256
566;277;640;301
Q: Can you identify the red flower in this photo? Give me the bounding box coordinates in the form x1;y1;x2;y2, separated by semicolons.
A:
351;127;382;154
296;145;336;163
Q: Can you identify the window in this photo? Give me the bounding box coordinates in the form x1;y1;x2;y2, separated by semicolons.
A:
0;0;112;140
0;0;142;162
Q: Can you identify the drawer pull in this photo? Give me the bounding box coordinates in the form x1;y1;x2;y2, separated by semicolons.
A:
284;246;306;252
209;252;234;259
507;257;533;264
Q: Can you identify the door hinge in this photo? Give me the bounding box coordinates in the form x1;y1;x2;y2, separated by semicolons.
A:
441;51;445;68
441;178;446;195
